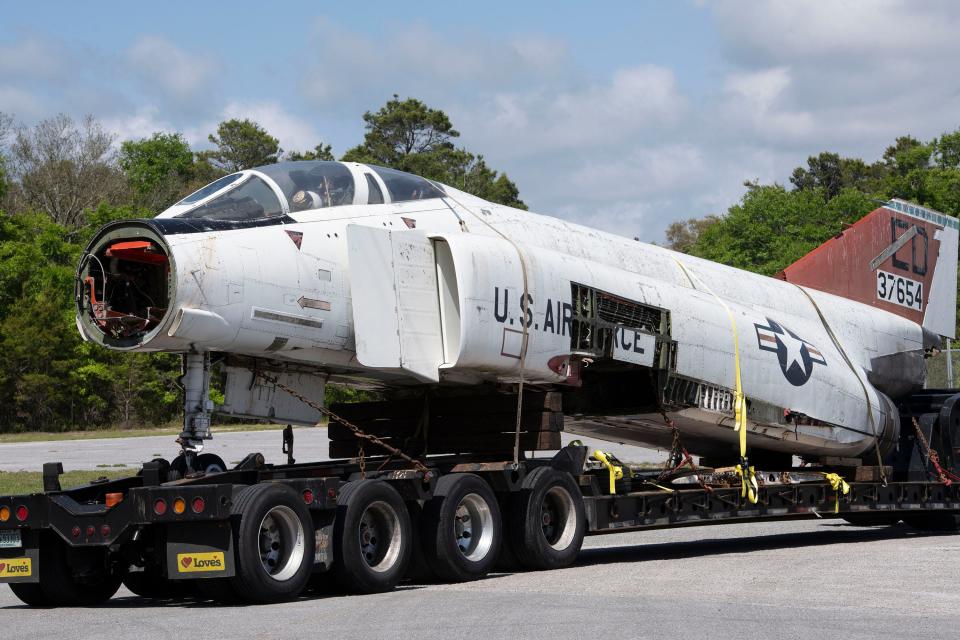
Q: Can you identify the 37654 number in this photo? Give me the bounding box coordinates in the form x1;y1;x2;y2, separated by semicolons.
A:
876;269;923;311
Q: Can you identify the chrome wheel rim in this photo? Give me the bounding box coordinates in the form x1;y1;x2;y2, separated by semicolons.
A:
358;500;402;573
541;486;577;551
454;493;495;562
258;505;305;581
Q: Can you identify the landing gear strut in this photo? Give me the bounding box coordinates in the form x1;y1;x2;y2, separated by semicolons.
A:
177;350;213;474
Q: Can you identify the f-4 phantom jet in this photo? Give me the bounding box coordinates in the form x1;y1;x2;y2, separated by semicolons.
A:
76;161;958;477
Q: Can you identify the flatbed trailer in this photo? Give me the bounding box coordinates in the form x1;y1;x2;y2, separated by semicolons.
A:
2;390;960;606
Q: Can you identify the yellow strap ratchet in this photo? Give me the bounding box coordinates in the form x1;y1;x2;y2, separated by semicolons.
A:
593;450;622;494
674;259;758;504
822;472;850;513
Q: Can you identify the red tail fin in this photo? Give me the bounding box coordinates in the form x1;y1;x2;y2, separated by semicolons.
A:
778;199;958;338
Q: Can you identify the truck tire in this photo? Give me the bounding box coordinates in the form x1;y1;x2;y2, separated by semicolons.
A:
421;473;501;582
332;480;412;593
903;514;960;532
28;533;121;606
9;583;52;607
229;483;316;603
841;515;901;527
507;467;585;570
122;568;175;599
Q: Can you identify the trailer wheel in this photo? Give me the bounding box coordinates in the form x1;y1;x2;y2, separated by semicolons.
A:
507;467;585;570
122;568;176;600
230;483;315;603
903;514;960;532
9;583;52;607
333;480;412;593
20;533;121;606
841;515;901;527
421;473;501;582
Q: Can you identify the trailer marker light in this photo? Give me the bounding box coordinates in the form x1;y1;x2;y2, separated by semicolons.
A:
0;506;9;522
86;525;95;538
15;505;28;522
191;497;205;514
101;525;111;538
173;498;186;515
71;526;81;539
105;493;123;508
153;499;167;516
302;489;314;505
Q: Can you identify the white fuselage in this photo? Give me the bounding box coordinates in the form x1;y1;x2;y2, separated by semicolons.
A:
79;168;935;461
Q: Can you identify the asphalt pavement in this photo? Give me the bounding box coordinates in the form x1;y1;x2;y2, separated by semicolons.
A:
2;519;958;639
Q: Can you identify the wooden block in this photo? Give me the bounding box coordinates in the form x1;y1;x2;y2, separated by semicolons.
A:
854;466;893;482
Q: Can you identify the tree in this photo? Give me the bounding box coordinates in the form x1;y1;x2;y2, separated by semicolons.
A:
287;143;335;162
119;132;195;212
689;186;875;275
5;114;127;227
200;119;281;173
0;112;11;204
789;152;887;199
665;215;721;253
933;129;960;170
343;95;459;168
343;96;526;208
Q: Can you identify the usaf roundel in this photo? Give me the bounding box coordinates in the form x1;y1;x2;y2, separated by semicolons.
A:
754;318;826;386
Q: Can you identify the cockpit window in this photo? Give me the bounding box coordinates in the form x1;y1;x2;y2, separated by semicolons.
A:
176;173;244;205
257;161;355;211
365;174;384;204
371;166;445;203
177;175;283;221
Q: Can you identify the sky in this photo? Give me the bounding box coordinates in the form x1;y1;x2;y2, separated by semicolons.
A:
2;0;959;242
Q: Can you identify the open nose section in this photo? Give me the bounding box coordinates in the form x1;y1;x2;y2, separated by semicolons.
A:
76;224;174;349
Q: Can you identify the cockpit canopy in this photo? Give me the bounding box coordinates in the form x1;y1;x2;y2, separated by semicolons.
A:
159;161;447;221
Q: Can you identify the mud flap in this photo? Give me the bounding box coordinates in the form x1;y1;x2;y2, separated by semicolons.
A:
0;530;40;584
165;522;235;580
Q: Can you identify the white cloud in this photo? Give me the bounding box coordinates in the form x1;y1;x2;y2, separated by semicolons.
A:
0;86;45;119
456;64;686;156
126;36;219;104
0;35;65;80
220;101;321;152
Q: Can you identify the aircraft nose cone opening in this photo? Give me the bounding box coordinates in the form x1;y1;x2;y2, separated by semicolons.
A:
76;224;173;348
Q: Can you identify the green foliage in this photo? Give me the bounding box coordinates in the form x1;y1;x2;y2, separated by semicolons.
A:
0;208;181;432
119;132;194;211
665;215;721;253
689;186;875;275
200;119;281;173
287;143;335;162
343;95;526;209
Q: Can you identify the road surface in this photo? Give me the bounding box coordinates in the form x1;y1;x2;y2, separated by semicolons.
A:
2;519;958;639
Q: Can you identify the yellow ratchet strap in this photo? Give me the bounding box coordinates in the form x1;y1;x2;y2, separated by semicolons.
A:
822;472;850;514
674;259;758;504
593;450;622;494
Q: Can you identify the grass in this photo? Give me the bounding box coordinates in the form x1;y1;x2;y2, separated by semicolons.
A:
0;422;293;444
0;470;137;496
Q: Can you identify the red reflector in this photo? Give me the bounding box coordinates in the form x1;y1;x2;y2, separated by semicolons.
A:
154;499;167;516
86;525;95;538
71;526;81;539
191;497;205;514
327;488;337;499
101;524;111;538
302;489;314;505
15;505;28;522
